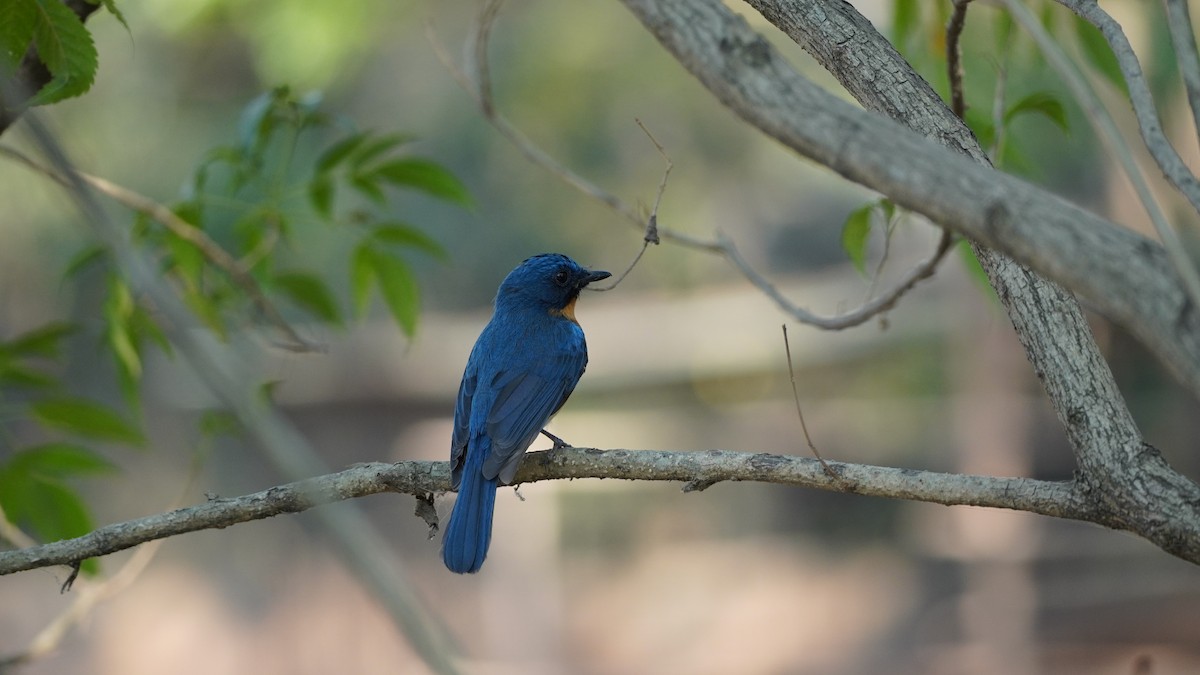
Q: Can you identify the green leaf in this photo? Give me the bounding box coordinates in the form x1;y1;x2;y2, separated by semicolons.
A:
2;322;75;358
963;108;995;150
308;173;335;218
6;443;116;477
349;132;413;170
272;271;343;325
1005;91;1069;133
1073;15;1128;96
31;397;145;446
369;158;471;206
892;0;920;55
94;0;128;31
199;409;241;439
0;363;57;389
105;276;142;385
369;249;420;336
350;243;376;318
0;0;38;69
26;0;98;105
315;132;368;173
369;223;447;259
0;471;94;546
350;173;386;204
841;203;873;276
64;243;106;279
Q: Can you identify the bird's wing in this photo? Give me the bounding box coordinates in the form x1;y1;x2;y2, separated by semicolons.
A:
449;369;476;490
482;347;587;484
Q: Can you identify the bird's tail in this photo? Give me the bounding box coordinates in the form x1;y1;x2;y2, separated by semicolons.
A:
442;449;498;574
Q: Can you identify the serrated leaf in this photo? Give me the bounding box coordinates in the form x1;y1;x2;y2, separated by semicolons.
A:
272;271;342;325
7;443;116;477
1005;91;1069;133
369;158;471;206
369;250;420;336
350;243;375;318
2;321;75;358
369;223;447;259
26;0;98;105
308;174;335;218
94;0;128;31
0;0;38;69
31;397;145;446
1073;15;1128;97
316;132;368;173
841;204;873;276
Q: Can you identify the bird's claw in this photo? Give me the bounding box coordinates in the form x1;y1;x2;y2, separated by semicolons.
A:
539;428;571;450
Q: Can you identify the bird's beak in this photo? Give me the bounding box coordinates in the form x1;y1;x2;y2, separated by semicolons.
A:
581;270;612;287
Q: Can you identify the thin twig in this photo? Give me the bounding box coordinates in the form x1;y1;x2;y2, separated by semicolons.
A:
1164;0;1200;150
0;146;321;353
591;118;669;291
782;325;835;478
1024;0;1200;313
0;504;36;550
426;2;951;330
947;0;974;119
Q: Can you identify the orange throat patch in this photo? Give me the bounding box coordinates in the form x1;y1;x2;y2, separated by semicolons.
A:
550;297;578;323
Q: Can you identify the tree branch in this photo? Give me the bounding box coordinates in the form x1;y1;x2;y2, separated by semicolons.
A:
428;1;951;331
0;448;1107;576
1164;0;1200;148
618;0;1200;560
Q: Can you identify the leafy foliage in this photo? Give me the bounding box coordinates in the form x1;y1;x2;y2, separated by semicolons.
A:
841;198;896;277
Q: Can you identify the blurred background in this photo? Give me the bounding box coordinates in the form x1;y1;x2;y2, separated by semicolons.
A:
2;0;1200;673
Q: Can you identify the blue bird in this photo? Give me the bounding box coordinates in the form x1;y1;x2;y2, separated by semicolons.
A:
442;253;610;574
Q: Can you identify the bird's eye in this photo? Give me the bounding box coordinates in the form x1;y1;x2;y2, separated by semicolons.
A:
553;270;570;286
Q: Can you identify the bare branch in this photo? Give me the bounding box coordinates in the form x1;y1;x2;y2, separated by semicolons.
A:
1;448;1111;577
1164;0;1200;148
0;145;322;353
1007;0;1200;326
947;0;975;120
427;1;951;330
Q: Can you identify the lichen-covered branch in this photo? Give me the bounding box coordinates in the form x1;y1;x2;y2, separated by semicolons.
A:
0;448;1103;576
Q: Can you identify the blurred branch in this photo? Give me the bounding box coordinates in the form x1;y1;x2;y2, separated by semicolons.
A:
426;0;950;330
1164;0;1200;148
2;447;1125;577
15;114;459;674
0;145;321;353
0;1;100;135
1012;0;1200;320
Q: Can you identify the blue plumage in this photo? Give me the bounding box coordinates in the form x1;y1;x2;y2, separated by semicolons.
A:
442;253;610;574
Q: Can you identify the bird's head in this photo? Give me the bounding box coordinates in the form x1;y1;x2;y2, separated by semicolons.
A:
496;253;611;321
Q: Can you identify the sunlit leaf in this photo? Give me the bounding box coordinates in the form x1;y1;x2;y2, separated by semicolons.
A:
31;398;145;446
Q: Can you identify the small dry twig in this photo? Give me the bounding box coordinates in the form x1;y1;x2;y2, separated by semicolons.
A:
782;325;835;479
947;0;974;119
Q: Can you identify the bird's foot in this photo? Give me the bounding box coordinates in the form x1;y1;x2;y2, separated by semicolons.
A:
539;429;571;450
